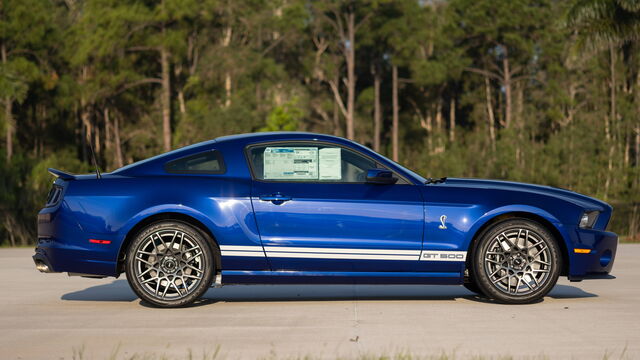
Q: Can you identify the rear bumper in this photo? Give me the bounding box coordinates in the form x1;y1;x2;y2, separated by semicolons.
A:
33;238;118;277
567;228;618;281
36;201;120;277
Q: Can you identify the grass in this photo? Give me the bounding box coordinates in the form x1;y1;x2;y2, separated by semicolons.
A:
0;243;33;248
67;345;633;360
620;235;640;243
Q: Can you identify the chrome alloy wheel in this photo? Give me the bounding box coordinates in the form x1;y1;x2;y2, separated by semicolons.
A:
134;229;205;300
483;228;552;295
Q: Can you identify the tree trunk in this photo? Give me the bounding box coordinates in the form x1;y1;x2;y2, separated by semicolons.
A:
104;107;111;152
80;67;93;163
160;46;172;152
502;49;512;129
223;26;232;108
373;69;381;152
636;125;640;168
345;12;356;140
435;100;443;132
392;65;399;162
114;112;124;168
449;97;455;143
178;90;186;115
4;97;12;162
609;44;616;140
516;83;524;167
332;91;341;137
2;43;13;162
604;44;616;200
485;76;496;150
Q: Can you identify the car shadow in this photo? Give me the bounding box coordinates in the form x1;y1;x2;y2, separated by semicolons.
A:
61;280;597;306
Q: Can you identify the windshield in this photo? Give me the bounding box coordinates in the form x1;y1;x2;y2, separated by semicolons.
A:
346;140;427;184
374;151;427;184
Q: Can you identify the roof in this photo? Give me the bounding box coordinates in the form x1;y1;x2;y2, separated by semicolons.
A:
111;132;353;176
214;132;348;144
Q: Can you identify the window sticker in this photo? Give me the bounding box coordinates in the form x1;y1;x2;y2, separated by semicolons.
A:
263;147;318;180
319;147;341;180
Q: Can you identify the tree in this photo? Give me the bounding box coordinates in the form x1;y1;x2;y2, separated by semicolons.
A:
0;0;53;162
568;0;640;200
311;0;378;140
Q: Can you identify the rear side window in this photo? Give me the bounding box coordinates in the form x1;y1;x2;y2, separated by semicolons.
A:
165;150;225;174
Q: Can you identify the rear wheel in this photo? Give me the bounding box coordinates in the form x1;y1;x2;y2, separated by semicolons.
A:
125;221;215;307
473;218;561;304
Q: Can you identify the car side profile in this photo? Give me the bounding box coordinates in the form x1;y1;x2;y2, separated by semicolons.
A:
34;132;618;307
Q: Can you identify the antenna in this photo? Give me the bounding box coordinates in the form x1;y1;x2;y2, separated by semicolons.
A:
86;139;102;179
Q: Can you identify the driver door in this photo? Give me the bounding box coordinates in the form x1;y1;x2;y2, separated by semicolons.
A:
247;141;425;272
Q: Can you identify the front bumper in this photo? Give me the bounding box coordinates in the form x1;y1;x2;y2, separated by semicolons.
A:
568;228;618;281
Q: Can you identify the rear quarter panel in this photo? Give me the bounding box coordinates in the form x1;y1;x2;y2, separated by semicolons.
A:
61;175;269;273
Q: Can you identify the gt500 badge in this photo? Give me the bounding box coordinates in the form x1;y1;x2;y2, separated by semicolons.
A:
420;250;467;261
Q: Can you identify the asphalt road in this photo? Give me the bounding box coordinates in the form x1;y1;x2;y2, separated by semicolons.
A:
1;246;639;360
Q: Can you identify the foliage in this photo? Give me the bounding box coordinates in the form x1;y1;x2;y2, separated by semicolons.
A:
0;0;638;245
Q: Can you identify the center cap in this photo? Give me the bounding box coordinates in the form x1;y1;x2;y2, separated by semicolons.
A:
510;256;525;270
161;256;178;273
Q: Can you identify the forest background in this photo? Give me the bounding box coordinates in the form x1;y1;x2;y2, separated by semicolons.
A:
0;0;638;246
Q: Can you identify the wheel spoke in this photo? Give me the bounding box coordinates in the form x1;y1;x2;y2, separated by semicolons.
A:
183;273;202;280
182;263;202;273
140;276;157;285
533;259;551;266
137;266;156;278
185;251;203;263
137;258;156;267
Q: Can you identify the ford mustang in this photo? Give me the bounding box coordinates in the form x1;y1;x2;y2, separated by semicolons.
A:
33;132;618;307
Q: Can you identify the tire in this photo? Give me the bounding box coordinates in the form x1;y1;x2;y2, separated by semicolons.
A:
125;221;215;308
473;218;561;304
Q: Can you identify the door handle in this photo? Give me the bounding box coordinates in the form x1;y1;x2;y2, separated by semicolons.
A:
259;193;292;204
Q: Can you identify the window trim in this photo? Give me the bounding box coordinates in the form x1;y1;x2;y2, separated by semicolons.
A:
244;140;411;184
164;149;226;175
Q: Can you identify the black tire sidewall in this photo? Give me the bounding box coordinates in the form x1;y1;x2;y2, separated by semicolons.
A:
125;221;215;308
473;218;561;304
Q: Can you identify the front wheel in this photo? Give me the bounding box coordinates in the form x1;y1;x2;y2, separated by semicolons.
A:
125;221;215;307
473;219;561;304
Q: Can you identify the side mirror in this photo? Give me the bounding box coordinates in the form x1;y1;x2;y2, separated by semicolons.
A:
366;169;398;185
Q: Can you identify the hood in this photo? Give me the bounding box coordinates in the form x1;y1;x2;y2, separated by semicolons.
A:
441;178;610;211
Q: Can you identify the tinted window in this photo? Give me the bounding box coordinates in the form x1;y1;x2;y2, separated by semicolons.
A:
165;150;225;174
247;143;377;183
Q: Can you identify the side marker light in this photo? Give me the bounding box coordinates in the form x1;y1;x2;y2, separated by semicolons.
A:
89;239;111;245
574;248;592;254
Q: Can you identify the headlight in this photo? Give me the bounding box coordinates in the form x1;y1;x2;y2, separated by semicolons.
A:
579;211;599;228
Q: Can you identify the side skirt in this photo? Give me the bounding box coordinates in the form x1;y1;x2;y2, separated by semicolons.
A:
221;270;462;285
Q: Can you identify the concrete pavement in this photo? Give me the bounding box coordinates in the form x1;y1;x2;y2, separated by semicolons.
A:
1;245;639;359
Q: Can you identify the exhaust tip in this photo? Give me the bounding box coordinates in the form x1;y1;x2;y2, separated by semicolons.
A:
35;261;51;273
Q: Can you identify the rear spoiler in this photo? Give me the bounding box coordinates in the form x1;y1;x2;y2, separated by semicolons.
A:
47;168;76;181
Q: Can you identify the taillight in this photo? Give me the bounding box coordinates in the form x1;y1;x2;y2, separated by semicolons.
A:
45;184;63;207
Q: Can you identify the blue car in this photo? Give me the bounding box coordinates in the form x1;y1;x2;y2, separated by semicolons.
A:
34;132;618;307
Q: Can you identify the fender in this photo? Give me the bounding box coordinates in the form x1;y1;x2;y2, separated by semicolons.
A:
462;204;573;252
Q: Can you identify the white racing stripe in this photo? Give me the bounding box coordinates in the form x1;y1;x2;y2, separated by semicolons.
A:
220;245;263;251
263;246;420;255
220;251;266;257
265;252;418;261
219;245;467;262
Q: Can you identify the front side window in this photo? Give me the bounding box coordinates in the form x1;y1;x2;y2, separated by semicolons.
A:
165;150;225;174
247;143;378;183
